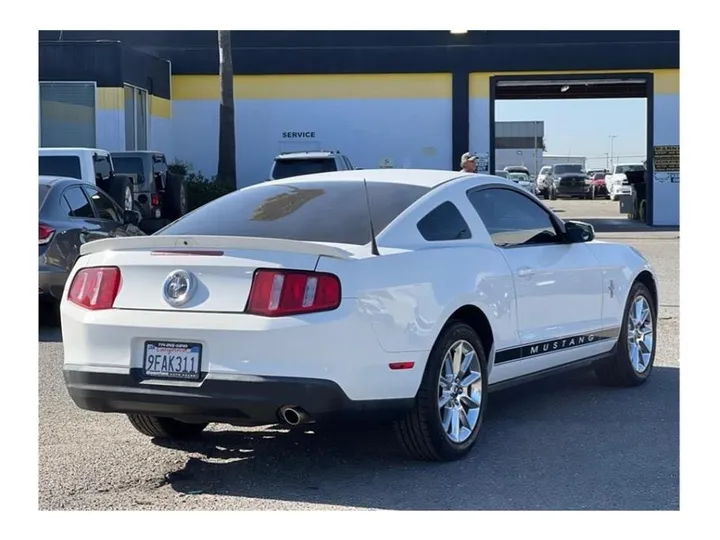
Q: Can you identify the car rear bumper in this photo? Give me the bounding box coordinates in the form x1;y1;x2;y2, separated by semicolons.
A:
60;301;427;402
63;368;413;426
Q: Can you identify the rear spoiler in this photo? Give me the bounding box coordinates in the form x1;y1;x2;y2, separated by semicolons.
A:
79;235;354;260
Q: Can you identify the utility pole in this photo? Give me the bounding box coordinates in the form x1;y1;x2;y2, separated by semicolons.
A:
609;135;617;170
605;152;609;170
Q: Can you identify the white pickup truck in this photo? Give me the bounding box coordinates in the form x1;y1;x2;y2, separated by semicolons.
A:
38;148;134;211
606;163;646;201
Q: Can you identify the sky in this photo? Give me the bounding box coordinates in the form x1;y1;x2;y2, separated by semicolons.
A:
495;98;647;170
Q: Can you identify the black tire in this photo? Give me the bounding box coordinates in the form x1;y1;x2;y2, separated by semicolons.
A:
595;281;657;387
395;321;489;462
590;187;596;200
164;172;187;221
541;187;549;200
106;176;133;212
638;199;647;223
127;414;208;439
549;187;557;200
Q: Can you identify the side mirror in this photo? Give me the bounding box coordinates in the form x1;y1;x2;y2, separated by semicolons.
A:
123;209;142;226
565;220;594;243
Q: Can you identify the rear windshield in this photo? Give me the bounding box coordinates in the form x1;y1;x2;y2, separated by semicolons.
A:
113;157;145;182
159;180;430;245
39;184;51;209
271;158;337;180
39;156;81;179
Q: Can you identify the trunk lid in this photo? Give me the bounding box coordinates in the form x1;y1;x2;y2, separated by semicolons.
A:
80;236;353;313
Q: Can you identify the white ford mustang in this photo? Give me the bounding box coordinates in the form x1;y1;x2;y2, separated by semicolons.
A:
60;169;658;462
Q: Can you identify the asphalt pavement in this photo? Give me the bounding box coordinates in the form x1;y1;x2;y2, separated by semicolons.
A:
38;199;679;510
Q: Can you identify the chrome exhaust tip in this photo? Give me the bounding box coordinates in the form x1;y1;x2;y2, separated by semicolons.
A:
278;406;308;426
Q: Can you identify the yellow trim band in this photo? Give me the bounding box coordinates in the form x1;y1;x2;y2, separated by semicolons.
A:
150;96;172;118
96;88;123;110
172;74;452;100
469;69;679;98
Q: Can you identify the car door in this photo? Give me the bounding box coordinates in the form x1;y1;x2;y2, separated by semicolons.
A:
466;186;606;380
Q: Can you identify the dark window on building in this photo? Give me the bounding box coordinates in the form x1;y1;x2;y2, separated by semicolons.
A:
495;136;545;150
417;201;471;241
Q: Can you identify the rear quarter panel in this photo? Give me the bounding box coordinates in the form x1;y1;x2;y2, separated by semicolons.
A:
316;244;517;364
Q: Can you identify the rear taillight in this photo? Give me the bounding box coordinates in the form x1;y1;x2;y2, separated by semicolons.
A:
246;269;341;317
67;266;122;310
39;224;55;245
151;194;160;206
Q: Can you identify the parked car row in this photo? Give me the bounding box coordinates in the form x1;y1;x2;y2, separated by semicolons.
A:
39;147;187;235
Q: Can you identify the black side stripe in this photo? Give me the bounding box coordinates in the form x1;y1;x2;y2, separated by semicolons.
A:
495;327;620;365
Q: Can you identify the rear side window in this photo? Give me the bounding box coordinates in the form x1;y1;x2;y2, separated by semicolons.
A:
94;156;112;181
63;186;94;218
159;181;430;245
417;202;471;241
39;156;81;179
272;158;337;179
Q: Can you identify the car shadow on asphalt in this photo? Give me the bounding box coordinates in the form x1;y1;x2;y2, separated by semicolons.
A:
152;365;679;510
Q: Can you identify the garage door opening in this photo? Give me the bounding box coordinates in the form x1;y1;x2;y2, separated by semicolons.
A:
489;73;654;229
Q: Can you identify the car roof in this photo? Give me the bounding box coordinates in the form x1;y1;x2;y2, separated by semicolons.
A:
259;168;512;189
39;147;110;157
39;175;79;186
274;151;341;160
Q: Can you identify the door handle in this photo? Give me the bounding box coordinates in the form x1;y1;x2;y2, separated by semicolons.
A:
517;267;534;278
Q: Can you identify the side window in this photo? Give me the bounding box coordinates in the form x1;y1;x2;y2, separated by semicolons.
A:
63;187;95;219
93;155;112;182
467;188;560;248
417;201;471;241
85;186;121;223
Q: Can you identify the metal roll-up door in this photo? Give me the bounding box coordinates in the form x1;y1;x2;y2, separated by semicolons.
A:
39;82;96;147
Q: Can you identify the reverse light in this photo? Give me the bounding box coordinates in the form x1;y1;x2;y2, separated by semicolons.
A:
39;223;55;245
67;266;122;310
246;269;341;317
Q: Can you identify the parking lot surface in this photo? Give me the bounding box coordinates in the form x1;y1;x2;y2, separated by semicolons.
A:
38;199;679;510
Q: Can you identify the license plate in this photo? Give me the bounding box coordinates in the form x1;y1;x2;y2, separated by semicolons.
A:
143;341;202;381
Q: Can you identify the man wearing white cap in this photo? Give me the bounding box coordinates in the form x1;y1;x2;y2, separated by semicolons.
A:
460;152;478;173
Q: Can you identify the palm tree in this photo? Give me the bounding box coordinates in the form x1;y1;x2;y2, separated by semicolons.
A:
217;30;236;190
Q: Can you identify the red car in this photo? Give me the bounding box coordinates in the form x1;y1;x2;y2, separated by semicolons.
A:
589;172;608;199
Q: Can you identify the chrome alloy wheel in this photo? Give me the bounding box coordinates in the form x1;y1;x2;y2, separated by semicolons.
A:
437;340;483;444
627;295;654;373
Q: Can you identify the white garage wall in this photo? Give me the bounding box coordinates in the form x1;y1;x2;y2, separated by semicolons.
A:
170;74;453;188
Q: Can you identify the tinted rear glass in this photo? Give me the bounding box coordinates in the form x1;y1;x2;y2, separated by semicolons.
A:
113;157;145;181
272;158;337;179
159;181;430;245
39;156;81;179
